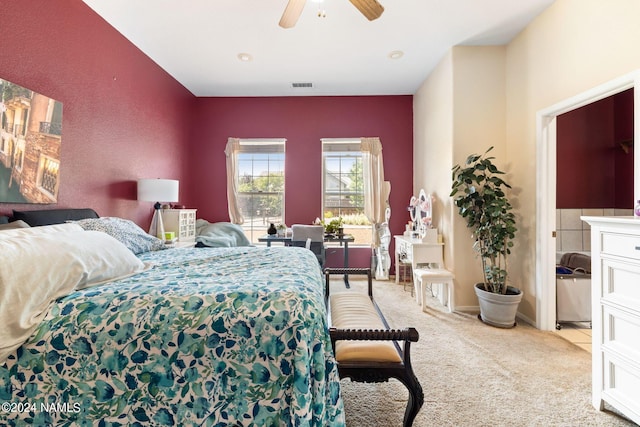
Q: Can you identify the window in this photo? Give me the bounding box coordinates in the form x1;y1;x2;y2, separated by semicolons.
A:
322;139;371;245
37;155;59;198
236;139;285;243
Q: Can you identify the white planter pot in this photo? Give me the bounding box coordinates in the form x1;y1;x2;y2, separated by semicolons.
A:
475;283;523;328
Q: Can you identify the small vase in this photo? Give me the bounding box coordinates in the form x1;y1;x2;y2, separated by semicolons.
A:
267;223;277;235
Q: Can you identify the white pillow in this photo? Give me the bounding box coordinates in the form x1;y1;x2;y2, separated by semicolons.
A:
0;222;83;239
0;230;147;364
0;220;30;231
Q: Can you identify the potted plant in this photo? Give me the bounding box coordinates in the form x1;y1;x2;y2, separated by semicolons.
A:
450;146;522;328
323;217;344;236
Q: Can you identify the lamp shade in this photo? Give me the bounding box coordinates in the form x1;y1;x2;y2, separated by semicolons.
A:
137;179;179;203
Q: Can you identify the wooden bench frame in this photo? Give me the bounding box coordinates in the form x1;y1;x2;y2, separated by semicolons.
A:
324;267;424;427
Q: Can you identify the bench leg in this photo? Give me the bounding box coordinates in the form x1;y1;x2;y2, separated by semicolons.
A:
397;370;424;427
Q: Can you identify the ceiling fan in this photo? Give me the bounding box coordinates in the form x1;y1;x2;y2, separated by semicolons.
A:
279;0;384;28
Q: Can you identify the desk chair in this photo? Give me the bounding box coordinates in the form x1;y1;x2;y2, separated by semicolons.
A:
291;224;325;267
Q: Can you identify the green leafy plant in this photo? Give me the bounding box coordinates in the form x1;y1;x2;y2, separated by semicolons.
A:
322;217;344;234
450;146;517;294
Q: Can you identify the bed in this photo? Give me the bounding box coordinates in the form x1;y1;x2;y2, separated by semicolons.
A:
0;209;345;426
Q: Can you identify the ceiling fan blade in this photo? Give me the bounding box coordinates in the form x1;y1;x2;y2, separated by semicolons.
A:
279;0;307;28
349;0;384;21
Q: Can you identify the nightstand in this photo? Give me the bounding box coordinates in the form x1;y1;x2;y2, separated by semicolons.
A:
161;209;197;242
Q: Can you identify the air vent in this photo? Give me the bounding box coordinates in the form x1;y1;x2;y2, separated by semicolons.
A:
292;82;313;88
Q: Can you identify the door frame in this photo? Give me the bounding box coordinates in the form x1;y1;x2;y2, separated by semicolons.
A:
536;70;640;331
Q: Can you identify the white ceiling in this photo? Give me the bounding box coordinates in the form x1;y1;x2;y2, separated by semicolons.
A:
83;0;555;97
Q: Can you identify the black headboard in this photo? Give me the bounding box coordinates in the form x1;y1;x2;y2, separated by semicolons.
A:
8;208;99;226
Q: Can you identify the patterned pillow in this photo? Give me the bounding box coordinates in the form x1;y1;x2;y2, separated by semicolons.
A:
72;217;166;254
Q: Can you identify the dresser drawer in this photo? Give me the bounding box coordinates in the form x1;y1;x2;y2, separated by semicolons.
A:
602;232;640;261
602;259;640;305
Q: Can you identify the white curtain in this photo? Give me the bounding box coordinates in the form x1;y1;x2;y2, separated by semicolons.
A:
225;137;244;224
361;137;387;247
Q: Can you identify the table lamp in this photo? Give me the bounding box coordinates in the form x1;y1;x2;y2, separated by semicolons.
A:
137;179;179;239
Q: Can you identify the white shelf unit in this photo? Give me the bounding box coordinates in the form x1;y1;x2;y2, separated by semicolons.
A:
162;209;197;242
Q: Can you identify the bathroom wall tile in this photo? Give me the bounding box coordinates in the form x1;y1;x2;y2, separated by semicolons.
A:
583;230;592;251
582;208;603;217
561;230;584;252
614;208;633;216
556;231;562;252
556;209;562;230
580;209;600;232
560;209;583;230
604;208;616;216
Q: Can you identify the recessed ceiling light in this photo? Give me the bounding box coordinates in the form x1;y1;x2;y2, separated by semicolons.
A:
388;50;404;60
237;53;253;62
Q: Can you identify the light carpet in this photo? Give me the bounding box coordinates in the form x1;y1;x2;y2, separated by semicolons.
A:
331;277;637;427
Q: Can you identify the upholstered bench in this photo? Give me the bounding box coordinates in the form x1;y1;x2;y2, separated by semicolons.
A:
324;268;424;427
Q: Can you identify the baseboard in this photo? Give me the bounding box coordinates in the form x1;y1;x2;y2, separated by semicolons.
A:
515;311;535;327
453;306;480;314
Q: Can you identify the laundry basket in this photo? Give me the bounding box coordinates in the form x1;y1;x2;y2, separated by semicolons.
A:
556;253;592;330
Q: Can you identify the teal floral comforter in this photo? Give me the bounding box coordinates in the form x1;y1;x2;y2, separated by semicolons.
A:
0;246;345;426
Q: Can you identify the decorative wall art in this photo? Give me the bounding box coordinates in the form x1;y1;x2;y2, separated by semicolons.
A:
0;78;62;204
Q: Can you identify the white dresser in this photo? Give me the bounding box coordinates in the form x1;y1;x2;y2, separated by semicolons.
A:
581;216;640;425
162;209;197;242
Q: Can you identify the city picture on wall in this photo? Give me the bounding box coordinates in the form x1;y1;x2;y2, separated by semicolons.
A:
0;78;62;204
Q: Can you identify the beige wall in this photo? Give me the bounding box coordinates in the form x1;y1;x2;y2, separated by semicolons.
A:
413;50;453;249
414;0;640;323
414;46;506;310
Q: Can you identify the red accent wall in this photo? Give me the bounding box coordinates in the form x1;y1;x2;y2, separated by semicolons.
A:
614;89;634;207
556;89;633;209
187;96;414;267
0;0;194;226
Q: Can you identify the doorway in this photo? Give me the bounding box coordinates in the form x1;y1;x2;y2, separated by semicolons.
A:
536;70;640;331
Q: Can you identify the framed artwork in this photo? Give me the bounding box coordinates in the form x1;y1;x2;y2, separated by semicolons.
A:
0;78;62;204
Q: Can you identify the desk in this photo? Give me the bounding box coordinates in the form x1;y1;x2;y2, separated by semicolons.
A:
259;234;355;287
258;235;291;246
